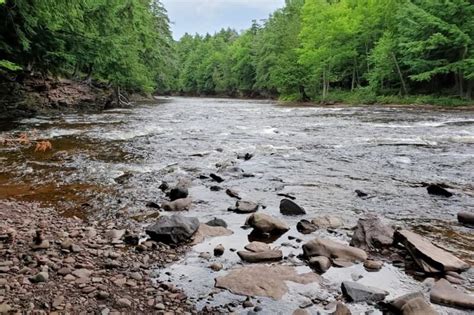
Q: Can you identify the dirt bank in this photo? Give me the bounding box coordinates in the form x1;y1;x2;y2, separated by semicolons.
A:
0;75;113;121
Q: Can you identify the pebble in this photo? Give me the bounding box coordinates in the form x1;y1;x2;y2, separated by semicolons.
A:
214;244;225;256
210;263;223;272
116;298;132;308
30;272;49;283
155;303;166;310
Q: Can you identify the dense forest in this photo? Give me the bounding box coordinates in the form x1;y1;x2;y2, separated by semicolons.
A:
1;0;473;106
173;0;474;103
0;0;174;96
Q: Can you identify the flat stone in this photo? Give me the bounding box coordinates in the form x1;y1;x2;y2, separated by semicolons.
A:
231;201;259;214
237;250;283;263
162;198;192;212
394;230;470;273
191;224;233;245
303;238;367;263
430;278;474;310
280;199;306;215
402;297;438;315
215;265;320;300
341;281;388;303
72;269;92;279
244;242;271;253
311;216;343;229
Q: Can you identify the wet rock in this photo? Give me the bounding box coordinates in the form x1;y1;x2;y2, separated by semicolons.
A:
394;230;470;273
206;217;228;228
210;263;223;271
363;260;383;271
162;198;192;212
191;224;233;245
159;181;169;191
123;231;139;245
350;216;394;251
215;265;320;300
199;252;211;260
237;153;253;161
145;201;160;209
210;173;225;183
226;189;241;200
169;187;189;201
146;214;200;244
341;281;388;303
230;201;259;214
308;256;331;273
280;199;306;216
30;271;49;283
430;278;474;309
355;190;368;198
427;184;453;197
297;220;317;234
245;241;271;253
246;213;289;235
311;216;343;229
243;298;254;308
214;244;225;256
237;250;283;263
114;172;132;184
303;238;367;263
458;212;474;226
210;185;223;191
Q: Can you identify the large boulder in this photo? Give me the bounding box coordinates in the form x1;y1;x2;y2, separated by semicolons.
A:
303;238;367;263
280;199;306;215
350;216;394;251
341;281;389;303
215;265;320;300
229;201;259;214
146;215;199;244
394;230;470;273
458;212;474;226
430;278;474;310
246;213;289;235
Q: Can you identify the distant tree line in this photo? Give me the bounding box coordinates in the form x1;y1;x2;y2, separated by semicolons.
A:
172;0;473;102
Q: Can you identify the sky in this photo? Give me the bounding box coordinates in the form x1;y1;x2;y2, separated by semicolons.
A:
161;0;286;39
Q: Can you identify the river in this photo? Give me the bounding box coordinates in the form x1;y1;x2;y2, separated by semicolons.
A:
1;97;473;314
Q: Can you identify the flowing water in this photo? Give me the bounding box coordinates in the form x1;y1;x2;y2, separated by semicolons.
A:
1;97;473;314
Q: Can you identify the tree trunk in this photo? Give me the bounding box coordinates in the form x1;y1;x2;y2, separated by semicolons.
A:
466;79;472;100
391;52;407;96
458;70;464;98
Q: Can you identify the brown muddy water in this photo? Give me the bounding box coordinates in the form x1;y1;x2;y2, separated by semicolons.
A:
1;97;473;314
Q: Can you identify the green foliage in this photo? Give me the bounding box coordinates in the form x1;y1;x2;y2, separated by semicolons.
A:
0;0;174;93
173;0;473;102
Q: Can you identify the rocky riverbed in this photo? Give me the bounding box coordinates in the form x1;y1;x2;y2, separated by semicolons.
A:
0;97;473;314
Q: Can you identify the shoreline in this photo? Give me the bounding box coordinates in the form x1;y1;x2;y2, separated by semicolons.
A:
0;200;195;314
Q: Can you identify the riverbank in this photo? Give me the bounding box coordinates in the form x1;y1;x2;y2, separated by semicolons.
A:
0;200;195;314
